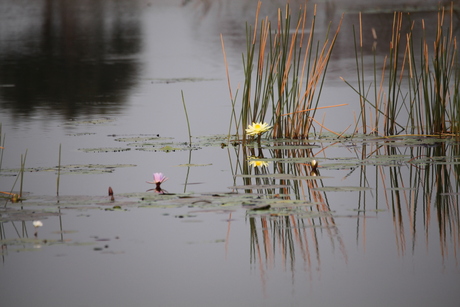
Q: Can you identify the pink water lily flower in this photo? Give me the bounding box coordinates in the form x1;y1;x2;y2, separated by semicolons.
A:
146;172;168;185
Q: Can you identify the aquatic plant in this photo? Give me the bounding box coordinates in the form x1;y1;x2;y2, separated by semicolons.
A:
147;172;168;185
181;90;192;146
0;123;4;171
225;1;343;142
345;3;460;136
245;122;271;136
57;144;62;196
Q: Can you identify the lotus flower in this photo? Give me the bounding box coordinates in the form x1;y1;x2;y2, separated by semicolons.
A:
245;122;271;136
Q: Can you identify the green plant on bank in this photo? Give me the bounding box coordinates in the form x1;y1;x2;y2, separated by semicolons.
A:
344;2;460;136
226;1;343;143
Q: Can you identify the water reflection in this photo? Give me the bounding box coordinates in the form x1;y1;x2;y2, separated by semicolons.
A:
233;136;460;271
0;205;64;263
377;141;460;261
235;143;348;282
0;0;142;119
186;0;458;80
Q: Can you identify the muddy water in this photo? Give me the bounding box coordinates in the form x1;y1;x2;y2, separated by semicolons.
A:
1;1;459;306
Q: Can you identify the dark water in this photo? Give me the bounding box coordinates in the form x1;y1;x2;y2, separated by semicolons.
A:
1;1;459;306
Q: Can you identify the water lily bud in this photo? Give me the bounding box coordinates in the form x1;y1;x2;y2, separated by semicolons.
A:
311;159;318;170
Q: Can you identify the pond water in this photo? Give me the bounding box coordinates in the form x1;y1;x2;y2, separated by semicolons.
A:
1;0;460;306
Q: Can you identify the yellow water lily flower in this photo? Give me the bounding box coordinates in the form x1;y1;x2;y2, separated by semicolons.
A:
245;122;271;136
248;159;270;168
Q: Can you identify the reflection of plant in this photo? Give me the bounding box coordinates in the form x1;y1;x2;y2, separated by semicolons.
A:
1;145;27;206
248;156;270;168
33;220;43;237
248;187;347;286
352;138;460;261
232;139;349;282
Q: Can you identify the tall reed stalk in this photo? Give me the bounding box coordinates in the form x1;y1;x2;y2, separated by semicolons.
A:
19;150;27;199
232;2;342;141
57;144;61;196
0;124;4;171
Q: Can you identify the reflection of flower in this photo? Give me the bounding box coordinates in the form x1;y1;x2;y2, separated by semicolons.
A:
248;158;270;168
311;159;318;170
146;172;168;194
245;122;271;136
146;173;168;185
33;221;43;228
33;220;43;238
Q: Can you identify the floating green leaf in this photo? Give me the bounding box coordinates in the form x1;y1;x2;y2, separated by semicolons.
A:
79;147;131;153
313;186;372;192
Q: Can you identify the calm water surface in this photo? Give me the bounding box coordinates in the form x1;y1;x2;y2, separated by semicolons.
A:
1;0;459;306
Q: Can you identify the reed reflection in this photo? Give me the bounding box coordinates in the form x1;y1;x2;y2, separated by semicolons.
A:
386;141;459;260
234;142;347;283
351;138;460;262
0;0;142;118
233;134;460;278
0;208;64;263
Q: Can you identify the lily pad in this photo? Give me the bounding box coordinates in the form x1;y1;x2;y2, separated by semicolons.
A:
174;163;212;167
150;77;218;83
313;186;372;192
66;132;96;136
63;118;115;126
236;174;331;180
79;147;131;153
114;136;168;142
229;184;291;190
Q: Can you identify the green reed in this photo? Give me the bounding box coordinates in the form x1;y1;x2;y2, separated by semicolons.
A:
180;90;192;146
0;125;4;172
346;3;460;136
19;150;27;199
57;144;61;196
230;2;342;142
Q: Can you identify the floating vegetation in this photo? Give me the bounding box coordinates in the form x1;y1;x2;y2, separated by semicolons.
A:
113;136;167;142
62;117;115;126
79;147;131;153
149;77;218;84
195;134;231;147
0;164;136;175
66;132;96;136
135;145;192;152
174;163;212;167
313;186;373;192
0;207;61;223
3;192;319;212
236;173;331;180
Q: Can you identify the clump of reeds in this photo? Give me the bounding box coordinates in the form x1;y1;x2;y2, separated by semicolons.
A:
345;2;460;136
226;1;342;142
